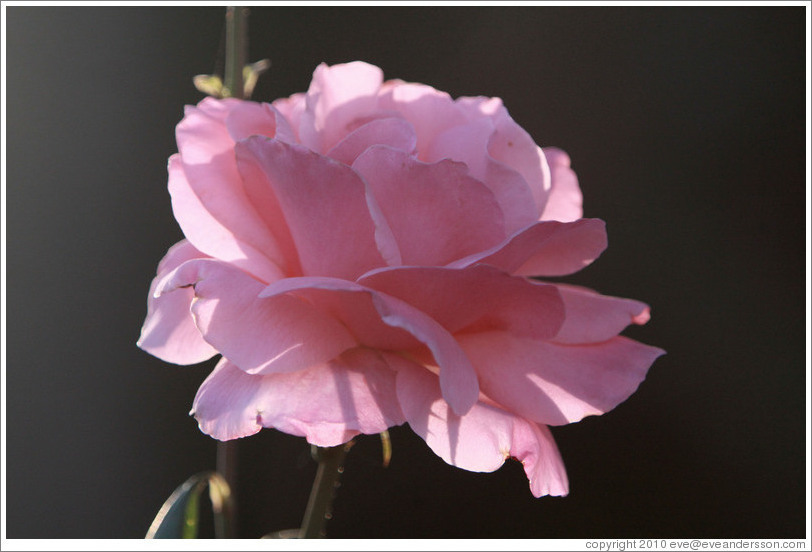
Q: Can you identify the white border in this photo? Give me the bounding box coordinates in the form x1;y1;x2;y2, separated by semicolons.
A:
1;1;809;550
1;0;811;7
1;1;7;549
804;0;811;546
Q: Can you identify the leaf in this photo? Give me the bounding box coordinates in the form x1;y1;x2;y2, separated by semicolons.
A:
181;480;203;539
380;430;392;468
207;472;234;538
243;59;271;99
194;60;269;100
146;471;233;539
193;74;225;98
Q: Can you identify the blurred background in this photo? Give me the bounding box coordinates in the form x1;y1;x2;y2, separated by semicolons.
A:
4;6;807;539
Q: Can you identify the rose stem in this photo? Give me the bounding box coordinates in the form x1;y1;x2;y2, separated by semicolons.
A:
299;443;352;538
223;6;248;98
214;8;248;533
216;440;238;537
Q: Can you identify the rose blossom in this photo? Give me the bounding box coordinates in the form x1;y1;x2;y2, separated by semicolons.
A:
138;61;664;497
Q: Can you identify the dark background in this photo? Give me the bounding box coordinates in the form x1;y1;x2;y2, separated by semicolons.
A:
5;6;808;540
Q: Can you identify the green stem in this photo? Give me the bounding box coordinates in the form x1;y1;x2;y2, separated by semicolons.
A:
299;443;351;538
216;441;238;537
212;9;246;536
224;6;248;98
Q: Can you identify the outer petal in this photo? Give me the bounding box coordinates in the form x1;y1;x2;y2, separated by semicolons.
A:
261;277;421;352
235;137;385;280
168;155;288;283
326;117;417;165
511;417;570;498
192;349;404;444
457;331;666;426
172;99;294;281
426;117;540;234
299;61;384;153
448;218;608;277
488;113;551;214
224;101;298;145
540;147;583;222
271;92;306;142
156;259;357;375
137;240;217;365
391;354;568;497
377;81;468;158
359;264;564;340
454;95;504;119
260;277;480;416
553;284;651;344
353;146;506;267
456;96;551;214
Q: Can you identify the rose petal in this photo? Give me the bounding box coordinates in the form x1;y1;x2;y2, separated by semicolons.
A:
448;218;608;277
391;354;569;497
457;331;666;425
271;92;306;142
260;277;480;416
377;81;468;158
225;101;297;144
553;284;652;344
232;141;303;277
299;61;384;153
363;180;402;267
456;96;551;213
359;264;564;340
455;95;504;119
137;240;217;365
427;117;540;233
511;417;570;498
353;146;506;267
172;99;293;281
192;349;405;445
235;137;385;280
157;259;357;375
261;277;422;352
489;113;551;213
326;117;417;165
540;147;583;222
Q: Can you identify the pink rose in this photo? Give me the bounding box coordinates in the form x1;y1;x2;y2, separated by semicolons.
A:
138;61;664;497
